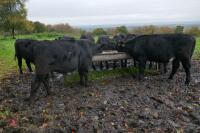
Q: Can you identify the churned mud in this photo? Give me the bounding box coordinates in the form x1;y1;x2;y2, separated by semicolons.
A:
0;61;200;133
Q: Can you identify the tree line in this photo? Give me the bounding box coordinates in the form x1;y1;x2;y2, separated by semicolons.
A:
1;0;200;38
92;25;200;37
0;0;83;38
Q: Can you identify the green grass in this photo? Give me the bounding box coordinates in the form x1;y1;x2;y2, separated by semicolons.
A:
193;37;200;59
0;33;200;81
65;67;158;86
0;39;16;77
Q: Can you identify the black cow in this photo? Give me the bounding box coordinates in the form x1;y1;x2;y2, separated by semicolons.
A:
56;36;75;41
80;34;97;70
97;35;116;70
113;33;127;44
27;39;104;101
80;33;95;43
124;34;137;42
97;35;116;51
112;34;130;68
15;39;37;74
97;35;110;45
125;34;173;74
118;34;196;85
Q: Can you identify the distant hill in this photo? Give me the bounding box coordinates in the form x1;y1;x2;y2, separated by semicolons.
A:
76;21;200;31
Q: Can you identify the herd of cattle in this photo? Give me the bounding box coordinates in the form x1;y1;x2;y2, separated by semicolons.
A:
14;33;196;101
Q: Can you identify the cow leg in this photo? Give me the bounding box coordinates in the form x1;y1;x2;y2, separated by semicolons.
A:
79;68;88;87
43;74;52;96
120;60;122;67
163;63;168;74
156;63;159;71
50;72;55;79
125;59;128;67
120;60;124;68
181;59;191;85
148;62;152;69
79;69;84;86
159;63;167;74
100;62;104;70
26;60;33;72
159;63;162;71
83;70;89;87
138;59;146;80
92;62;96;71
121;59;126;68
133;59;137;67
168;59;180;80
113;61;117;69
106;61;109;70
27;75;42;101
17;56;23;74
159;63;165;74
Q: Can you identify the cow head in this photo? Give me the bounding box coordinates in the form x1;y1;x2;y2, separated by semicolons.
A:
80;34;95;43
93;43;105;54
116;42;126;52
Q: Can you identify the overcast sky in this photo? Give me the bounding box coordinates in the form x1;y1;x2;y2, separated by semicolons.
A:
26;0;200;26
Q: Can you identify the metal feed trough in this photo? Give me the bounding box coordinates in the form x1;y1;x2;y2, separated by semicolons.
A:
92;50;131;62
91;51;167;72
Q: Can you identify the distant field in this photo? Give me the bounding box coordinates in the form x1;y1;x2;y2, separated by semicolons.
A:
0;33;200;79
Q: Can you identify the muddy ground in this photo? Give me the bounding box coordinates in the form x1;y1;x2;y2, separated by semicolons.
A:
0;61;200;133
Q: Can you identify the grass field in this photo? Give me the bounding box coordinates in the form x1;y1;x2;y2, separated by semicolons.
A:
0;33;200;80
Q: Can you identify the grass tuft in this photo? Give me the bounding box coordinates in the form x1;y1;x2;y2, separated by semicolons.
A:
64;67;158;85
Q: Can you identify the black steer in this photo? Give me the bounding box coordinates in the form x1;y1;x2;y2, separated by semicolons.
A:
118;34;196;85
112;34;129;68
15;39;37;74
123;34;168;71
80;34;97;70
124;34;137;43
97;35;116;70
113;33;127;44
80;33;95;43
28;39;103;101
56;36;75;41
